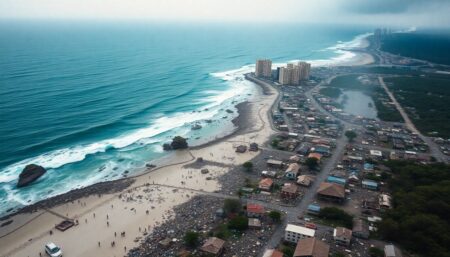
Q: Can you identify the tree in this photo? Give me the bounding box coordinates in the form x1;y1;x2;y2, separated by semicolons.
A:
223;199;241;215
319;207;353;229
369;247;384;257
183;231;199;247
305;157;319;170
268;210;281;223
332;252;346;257
228;215;248;231
242;161;253;172
345;130;357;142
171;136;188;149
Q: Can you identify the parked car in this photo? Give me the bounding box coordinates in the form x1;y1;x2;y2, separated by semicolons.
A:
45;242;62;257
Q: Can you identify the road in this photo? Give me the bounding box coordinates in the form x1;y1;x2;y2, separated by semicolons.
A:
378;76;448;163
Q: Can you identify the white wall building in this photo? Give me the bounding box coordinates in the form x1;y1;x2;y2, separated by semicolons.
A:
284;224;315;243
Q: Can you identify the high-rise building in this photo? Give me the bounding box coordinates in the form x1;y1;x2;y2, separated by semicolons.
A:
278;61;311;85
255;59;272;78
279;67;292;85
297;61;311;81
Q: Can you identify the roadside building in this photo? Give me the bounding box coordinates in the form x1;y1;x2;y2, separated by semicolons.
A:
267;159;283;168
326;175;347;186
370;149;383;159
281;183;299;199
255;59;272;78
379;193;392;209
297;175;314;187
261;170;277;178
285;163;300;179
249;142;259;151
248;218;262;229
235;145;247;153
284;224;315;243
246;203;265;218
352;219;370;239
317;182;345;203
258;178;273;191
362;179;378;191
262;249;283;257
384;244;403;257
200;237;225;256
307;204;321;215
293;237;329;257
333;227;352;246
307;152;323;163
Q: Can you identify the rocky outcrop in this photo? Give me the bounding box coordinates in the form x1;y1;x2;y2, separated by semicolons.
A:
17;164;46;187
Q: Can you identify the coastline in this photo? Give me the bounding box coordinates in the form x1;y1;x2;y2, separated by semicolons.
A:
0;70;279;257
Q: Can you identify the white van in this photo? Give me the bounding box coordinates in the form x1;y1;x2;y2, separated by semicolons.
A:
45;242;63;257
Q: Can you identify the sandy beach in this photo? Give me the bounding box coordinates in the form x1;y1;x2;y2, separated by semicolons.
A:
0;76;279;257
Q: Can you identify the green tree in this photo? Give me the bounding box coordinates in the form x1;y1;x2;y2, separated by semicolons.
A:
228;215;248;231
183;231;199;247
271;139;280;148
319;207;353;229
242;161;253;172
369;247;384;257
305;157;319;170
332;252;346;257
268;210;282;223
223;199;241;215
345;130;357;142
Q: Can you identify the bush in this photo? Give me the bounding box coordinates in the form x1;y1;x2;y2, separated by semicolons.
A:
369;247;384;257
305;157;319;170
243;161;253;172
269;210;281;223
223;199;241;215
318;207;353;229
214;224;232;240
183;231;199;247
228;215;248;231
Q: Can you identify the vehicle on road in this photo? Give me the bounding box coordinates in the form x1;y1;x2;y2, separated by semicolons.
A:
45;242;62;257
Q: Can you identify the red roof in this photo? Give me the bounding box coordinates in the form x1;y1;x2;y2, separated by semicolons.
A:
247;203;265;214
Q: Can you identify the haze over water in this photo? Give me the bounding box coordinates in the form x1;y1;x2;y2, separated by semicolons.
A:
0;22;370;215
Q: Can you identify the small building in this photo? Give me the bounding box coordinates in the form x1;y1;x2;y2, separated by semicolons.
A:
333;227;352;246
200;237;225;256
384;244;403;257
262;249;283;257
379;194;392;209
284;224;315;243
281;183;299;199
248;218;262;229
326;175;347;186
285;163;300;180
235;145;247;153
370;149;383;159
317;182;345;203
307;152;323;162
352;219;369;239
307;204;321;215
362;179;378;191
261;170;277;178
297;175;314;187
259;178;274;191
290;155;301;163
293;237;330;257
247;203;265;218
363;163;374;171
249;142;259;151
267;159;283;168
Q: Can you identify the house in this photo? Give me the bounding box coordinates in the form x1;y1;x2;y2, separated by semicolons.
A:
293;238;330;257
352;219;369;239
247;203;265;218
290;155;301;163
285;163;300;179
200;237;225;256
284;224;315;243
307;204;321;215
262;249;283;257
379;194;392;209
297;175;314;187
249;143;259;151
259;178;273;191
235;145;247;153
261;170;277;178
310;145;330;156
363;163;374;171
281;183;299;199
307;152;323;162
248;218;262;229
384;244;403;257
333;227;352;246
370;149;383;159
317;182;345;203
267;159;283;168
326;175;346;186
362;180;378;191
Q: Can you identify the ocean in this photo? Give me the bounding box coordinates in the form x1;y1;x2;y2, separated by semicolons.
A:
0;21;371;215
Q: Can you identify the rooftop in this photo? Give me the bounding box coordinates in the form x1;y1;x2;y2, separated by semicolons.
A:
286;224;315;237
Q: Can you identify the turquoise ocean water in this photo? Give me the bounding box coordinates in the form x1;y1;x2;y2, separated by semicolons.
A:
0;21;370;215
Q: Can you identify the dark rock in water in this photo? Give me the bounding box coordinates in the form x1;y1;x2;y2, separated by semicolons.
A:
196;157;203;163
163;143;172;151
6;208;13;213
205;119;212;123
226;109;234;114
191;124;202;130
17;164;46;187
124;170;129;174
146;163;156;169
1;220;13;227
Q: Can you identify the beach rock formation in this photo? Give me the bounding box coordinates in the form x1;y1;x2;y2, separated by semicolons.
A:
170;136;188;150
17;164;46;187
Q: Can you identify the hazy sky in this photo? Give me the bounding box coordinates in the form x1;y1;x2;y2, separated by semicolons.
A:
1;0;449;28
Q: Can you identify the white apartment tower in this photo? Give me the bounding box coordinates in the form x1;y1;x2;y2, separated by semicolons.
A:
255;59;272;78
